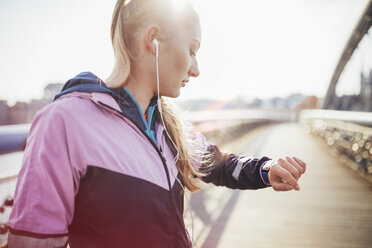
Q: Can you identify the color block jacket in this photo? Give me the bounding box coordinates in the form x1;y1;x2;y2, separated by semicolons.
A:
8;72;271;248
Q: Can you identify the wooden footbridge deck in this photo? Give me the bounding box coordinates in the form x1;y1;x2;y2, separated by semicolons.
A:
185;123;372;248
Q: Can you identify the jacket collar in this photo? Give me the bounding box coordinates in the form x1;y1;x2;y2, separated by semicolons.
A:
55;72;158;143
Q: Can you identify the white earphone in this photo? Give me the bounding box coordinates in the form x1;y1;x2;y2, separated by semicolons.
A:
152;39;161;113
152;38;196;247
152;38;159;56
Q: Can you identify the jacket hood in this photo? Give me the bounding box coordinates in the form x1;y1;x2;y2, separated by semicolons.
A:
54;71;159;143
54;72;122;102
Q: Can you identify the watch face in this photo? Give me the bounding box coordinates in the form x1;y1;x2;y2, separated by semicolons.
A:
263;160;275;171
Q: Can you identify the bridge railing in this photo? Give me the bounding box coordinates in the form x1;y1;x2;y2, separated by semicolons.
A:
299;109;372;183
0;124;28;244
186;109;292;146
0;124;30;156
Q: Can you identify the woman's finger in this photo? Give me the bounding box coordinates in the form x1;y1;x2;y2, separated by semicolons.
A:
285;156;304;176
293;157;306;173
274;164;300;191
278;158;300;180
271;181;293;191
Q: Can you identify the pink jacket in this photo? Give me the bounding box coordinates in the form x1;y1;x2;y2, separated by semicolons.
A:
8;72;271;248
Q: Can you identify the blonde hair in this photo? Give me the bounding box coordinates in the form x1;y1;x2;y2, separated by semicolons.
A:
106;0;206;192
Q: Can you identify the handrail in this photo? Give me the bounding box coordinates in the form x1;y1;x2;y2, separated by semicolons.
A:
300;109;372;184
186;109;296;122
300;109;372;127
0;124;30;155
0;172;18;184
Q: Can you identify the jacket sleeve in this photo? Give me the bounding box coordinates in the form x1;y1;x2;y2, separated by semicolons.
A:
188;124;272;190
7;106;77;247
200;144;272;190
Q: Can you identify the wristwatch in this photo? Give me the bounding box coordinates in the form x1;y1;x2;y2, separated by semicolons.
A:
262;160;274;172
261;160;275;185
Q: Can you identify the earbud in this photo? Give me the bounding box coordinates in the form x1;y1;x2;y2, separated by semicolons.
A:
152;39;159;57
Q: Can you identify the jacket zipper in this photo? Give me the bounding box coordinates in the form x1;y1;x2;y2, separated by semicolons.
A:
97;100;183;246
97;101;173;191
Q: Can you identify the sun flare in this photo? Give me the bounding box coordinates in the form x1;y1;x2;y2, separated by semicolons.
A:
171;0;189;12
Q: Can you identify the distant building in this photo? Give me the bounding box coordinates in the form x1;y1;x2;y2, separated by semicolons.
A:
248;98;263;108
9;101;29;124
255;93;308;109
27;98;51;122
0;100;10;125
360;69;372;112
43;83;63;99
286;93;309;109
295;95;319;121
1;82;64;125
334;69;372;112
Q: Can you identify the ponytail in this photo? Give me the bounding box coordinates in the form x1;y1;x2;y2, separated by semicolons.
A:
106;0;207;191
156;98;207;192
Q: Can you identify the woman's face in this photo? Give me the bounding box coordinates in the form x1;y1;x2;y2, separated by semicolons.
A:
158;17;201;98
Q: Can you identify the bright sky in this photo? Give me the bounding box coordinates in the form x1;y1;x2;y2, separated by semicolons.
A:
0;0;369;106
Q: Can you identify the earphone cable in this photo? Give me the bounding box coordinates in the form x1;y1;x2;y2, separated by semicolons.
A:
154;40;196;248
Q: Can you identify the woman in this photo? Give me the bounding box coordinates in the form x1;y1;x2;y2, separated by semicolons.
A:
8;0;306;247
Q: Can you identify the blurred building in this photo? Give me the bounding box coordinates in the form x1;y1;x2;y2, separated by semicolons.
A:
360;69;372;111
0;100;10;125
8;102;29;124
334;69;372;112
0;83;63;125
43;83;64;99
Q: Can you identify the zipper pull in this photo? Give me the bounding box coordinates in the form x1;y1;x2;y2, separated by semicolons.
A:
159;146;166;162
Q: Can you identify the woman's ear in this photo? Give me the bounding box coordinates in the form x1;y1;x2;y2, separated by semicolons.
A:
145;25;161;56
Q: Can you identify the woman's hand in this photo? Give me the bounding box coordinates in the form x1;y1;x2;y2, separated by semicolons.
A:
268;156;306;191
